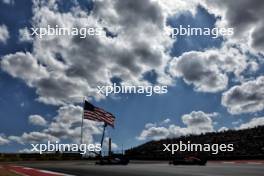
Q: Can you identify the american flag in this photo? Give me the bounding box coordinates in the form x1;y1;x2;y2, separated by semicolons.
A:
83;100;115;127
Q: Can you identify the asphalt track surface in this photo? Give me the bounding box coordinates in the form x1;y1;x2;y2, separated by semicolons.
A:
11;160;264;176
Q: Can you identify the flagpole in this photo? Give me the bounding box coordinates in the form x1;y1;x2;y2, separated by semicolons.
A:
100;122;107;157
80;97;85;145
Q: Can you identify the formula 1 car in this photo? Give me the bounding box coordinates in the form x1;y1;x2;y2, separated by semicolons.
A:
169;155;207;165
96;154;130;165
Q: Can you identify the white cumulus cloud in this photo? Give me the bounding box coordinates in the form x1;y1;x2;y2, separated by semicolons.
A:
222;76;264;114
0;24;9;44
0;135;10;145
169;46;248;92
137;111;217;141
29;115;47;126
9;104;103;145
238;117;264;129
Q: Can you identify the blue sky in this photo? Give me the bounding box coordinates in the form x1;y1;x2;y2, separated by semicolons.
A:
0;0;264;153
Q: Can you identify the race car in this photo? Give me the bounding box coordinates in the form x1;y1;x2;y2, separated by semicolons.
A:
169;155;207;165
96;154;130;165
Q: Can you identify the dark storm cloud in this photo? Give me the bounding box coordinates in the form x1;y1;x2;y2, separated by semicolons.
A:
251;24;264;50
205;0;264;51
133;41;162;66
35;77;78;100
113;0;164;28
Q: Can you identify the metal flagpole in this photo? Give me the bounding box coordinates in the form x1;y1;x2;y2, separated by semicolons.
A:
80;97;85;145
100;122;107;157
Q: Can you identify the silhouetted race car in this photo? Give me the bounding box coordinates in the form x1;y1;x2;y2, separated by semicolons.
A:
96;154;130;165
169;155;207;165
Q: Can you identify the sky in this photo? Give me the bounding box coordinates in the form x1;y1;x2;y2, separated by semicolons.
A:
0;0;264;153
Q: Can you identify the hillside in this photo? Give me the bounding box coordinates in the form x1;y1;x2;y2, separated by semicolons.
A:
126;126;264;160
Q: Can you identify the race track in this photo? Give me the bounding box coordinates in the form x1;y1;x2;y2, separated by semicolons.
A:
12;160;264;176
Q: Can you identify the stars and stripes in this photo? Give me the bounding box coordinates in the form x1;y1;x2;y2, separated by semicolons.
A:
83;100;115;127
